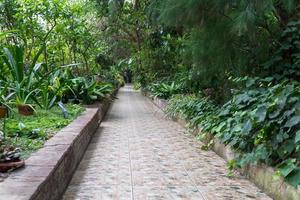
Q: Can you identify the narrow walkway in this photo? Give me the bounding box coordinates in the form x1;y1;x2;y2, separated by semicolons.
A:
63;86;271;200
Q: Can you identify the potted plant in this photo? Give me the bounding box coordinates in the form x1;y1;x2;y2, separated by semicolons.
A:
1;46;42;116
17;104;34;116
13;83;38;116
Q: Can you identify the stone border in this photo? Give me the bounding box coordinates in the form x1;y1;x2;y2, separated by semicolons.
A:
145;93;300;200
0;100;112;200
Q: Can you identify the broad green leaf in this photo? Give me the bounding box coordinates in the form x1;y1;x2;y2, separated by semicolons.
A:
284;116;300;128
277;140;295;159
269;109;280;119
254;145;269;160
278;159;296;177
242;120;252;134
255;106;267;122
286;167;300;187
295;130;300;143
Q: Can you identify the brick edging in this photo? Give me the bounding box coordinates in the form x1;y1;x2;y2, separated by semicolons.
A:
145;93;300;200
0;100;112;200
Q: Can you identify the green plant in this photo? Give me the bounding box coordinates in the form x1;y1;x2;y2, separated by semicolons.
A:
0;46;43;107
166;94;218;129
133;82;141;90
167;77;300;187
207;78;300;186
0;84;13;109
1;46;44;84
38;76;63;110
146;82;182;99
66;77;113;104
263;20;300;80
100;67;125;88
5;104;84;158
226;159;239;178
13;82;38;106
0;0;123;162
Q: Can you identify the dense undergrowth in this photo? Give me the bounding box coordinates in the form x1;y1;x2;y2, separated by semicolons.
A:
0;0;124;163
2;0;300;191
109;0;300;188
157;78;300;187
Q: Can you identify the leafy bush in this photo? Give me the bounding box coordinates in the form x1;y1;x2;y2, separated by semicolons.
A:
212;79;300;186
99;68;125;88
64;77;113;104
0;0;124;161
166;94;218;128
166;78;300;187
0;46;45;107
146;82;182;99
0;45;116;109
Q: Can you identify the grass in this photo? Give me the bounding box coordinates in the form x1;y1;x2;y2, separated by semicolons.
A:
1;104;84;158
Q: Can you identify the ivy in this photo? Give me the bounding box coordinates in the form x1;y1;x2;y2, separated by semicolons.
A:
166;78;300;187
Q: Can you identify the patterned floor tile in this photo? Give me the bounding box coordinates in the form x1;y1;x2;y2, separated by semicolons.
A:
62;85;271;200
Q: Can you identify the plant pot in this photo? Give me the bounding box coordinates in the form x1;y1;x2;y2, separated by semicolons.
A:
0;160;25;172
0;106;7;119
18;104;34;116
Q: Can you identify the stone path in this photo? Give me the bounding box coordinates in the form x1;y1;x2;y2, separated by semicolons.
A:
62;85;271;200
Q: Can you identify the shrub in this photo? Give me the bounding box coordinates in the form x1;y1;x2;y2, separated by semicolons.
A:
166;78;300;187
146;82;183;99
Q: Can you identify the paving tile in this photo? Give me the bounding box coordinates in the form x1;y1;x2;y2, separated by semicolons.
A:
62;85;271;200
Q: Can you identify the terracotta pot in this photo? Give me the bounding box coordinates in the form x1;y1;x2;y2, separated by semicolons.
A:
18;104;34;116
0;160;25;172
0;106;7;119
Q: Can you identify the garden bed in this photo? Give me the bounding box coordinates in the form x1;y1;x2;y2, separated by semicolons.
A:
146;93;300;200
0;100;111;200
2;104;84;159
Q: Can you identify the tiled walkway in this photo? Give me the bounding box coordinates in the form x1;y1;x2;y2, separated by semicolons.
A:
62;85;271;200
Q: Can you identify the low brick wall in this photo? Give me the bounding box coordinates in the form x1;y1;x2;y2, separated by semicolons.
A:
146;94;300;200
0;101;111;200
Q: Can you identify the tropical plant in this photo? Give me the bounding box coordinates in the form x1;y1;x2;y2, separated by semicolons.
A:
0;84;13;109
0;0;121;164
65;77;113;104
146;82;182;99
0;46;44;107
37;78;63;110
